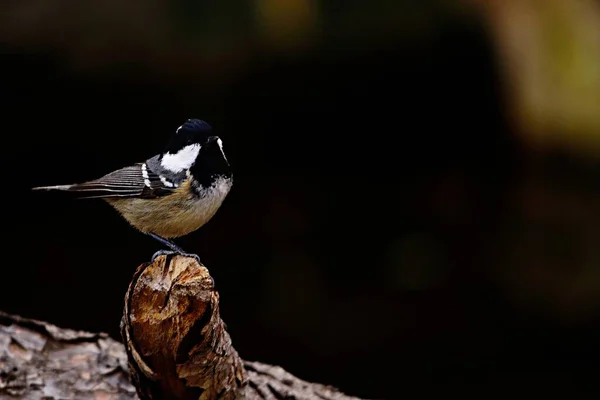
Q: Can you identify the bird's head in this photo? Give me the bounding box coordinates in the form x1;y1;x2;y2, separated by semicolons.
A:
160;119;231;185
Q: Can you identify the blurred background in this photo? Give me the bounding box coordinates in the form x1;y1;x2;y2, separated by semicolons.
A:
1;0;600;398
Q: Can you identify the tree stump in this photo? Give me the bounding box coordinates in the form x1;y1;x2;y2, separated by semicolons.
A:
0;253;366;400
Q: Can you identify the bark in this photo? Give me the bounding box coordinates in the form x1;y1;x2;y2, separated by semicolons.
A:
0;254;365;400
0;310;136;399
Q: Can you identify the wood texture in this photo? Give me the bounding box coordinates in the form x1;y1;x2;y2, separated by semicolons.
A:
121;253;364;400
0;310;136;399
121;254;245;400
0;253;365;400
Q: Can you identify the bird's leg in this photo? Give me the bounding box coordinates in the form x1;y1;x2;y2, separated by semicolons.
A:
146;233;201;263
147;232;185;253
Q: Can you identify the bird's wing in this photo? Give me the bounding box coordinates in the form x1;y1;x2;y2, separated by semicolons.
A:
66;163;177;199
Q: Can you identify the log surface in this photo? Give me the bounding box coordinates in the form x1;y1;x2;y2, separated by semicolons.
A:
121;253;364;400
0;310;136;399
0;254;366;400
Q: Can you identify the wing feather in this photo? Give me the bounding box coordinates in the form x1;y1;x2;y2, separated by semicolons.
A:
69;164;176;199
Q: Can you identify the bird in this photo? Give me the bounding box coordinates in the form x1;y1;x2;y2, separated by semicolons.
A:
32;118;233;262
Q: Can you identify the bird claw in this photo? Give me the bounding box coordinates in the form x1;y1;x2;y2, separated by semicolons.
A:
151;250;175;262
178;252;202;264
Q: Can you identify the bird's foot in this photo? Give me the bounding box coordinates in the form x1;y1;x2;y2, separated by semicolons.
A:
178;252;202;264
151;250;201;264
151;250;176;262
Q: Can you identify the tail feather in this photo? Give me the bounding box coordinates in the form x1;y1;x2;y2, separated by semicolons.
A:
32;183;110;200
32;184;75;191
32;180;143;199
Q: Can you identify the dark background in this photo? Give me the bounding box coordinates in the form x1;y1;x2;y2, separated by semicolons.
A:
1;1;600;398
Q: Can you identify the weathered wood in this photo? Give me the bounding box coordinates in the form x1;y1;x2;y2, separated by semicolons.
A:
121;254;245;400
121;253;364;400
0;254;365;400
0;310;136;399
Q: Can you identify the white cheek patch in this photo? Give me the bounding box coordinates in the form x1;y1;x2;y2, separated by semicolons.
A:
161;143;201;173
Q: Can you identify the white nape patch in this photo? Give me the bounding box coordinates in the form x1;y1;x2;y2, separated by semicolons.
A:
161;144;201;173
159;175;174;188
141;163;152;188
216;138;228;163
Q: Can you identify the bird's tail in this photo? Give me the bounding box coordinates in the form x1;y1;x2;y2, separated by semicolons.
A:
31;184;75;192
31;183;103;199
32;165;145;199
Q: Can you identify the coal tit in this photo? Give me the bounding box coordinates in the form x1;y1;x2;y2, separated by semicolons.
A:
32;119;233;261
